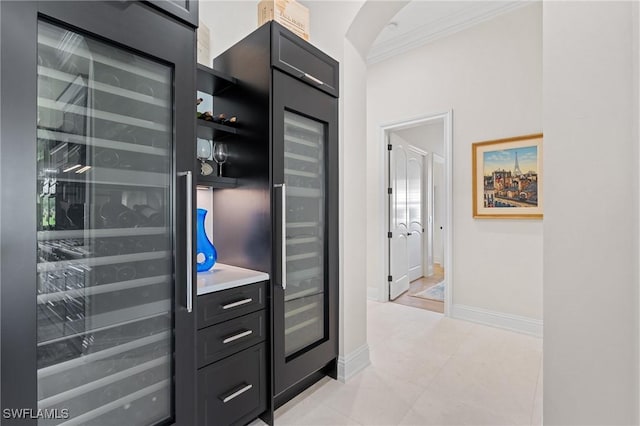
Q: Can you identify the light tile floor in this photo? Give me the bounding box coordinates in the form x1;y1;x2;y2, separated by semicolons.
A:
258;300;543;425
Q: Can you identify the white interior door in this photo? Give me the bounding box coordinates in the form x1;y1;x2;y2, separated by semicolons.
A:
407;149;424;282
389;143;409;300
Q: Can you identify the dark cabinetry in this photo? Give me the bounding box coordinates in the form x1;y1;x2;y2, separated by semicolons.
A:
196;64;239;189
146;0;199;27
0;2;196;425
212;21;339;417
197;282;268;425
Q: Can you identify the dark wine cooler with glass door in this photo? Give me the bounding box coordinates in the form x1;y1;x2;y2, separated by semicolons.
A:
0;2;197;425
212;21;339;413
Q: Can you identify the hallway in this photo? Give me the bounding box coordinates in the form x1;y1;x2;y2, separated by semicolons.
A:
270;301;542;425
393;264;445;314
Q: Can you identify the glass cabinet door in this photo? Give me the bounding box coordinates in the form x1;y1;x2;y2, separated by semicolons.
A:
283;111;326;357
36;20;174;425
273;70;337;396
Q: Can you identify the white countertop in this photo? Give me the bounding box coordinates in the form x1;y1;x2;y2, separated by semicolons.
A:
197;263;269;295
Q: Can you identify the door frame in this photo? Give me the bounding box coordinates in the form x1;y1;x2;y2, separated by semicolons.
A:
380;110;453;315
432;153;445;269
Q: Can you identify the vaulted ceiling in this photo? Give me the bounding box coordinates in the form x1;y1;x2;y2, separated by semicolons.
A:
367;1;532;64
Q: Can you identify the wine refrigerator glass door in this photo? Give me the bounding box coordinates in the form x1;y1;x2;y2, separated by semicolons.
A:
273;71;338;395
36;20;175;425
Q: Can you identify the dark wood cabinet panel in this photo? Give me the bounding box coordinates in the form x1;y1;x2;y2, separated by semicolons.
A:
145;0;199;27
197;343;267;426
197;281;267;328
271;22;339;97
197;310;266;368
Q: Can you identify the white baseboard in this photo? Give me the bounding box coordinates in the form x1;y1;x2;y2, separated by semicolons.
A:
337;344;371;382
434;257;443;265
451;304;542;338
367;286;380;301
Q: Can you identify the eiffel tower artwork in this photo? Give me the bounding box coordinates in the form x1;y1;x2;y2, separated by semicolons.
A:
473;133;543;218
513;151;523;176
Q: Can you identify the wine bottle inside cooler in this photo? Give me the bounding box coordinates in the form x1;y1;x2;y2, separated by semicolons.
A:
100;200;139;228
94;149;120;168
94;265;118;285
134;204;163;227
115;264;136;282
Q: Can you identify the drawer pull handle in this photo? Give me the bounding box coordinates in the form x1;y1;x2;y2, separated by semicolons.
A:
303;72;324;86
222;329;253;344
222;298;253;310
220;383;253;403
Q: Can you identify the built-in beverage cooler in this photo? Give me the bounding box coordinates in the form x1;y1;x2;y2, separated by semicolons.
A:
1;2;197;425
212;21;339;414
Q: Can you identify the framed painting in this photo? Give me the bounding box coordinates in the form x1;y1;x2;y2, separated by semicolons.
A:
472;133;543;219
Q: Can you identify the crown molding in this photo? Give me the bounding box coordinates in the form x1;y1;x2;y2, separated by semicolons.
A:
367;1;534;65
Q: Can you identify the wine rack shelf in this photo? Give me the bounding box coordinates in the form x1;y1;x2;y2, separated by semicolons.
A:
37;129;169;156
196;64;236;96
287;186;322;198
40;167;169;188
55;380;170;426
196;119;238;140
38;329;169;379
38;32;167;83
38;66;170;108
38;355;170;408
37;227;168;240
38;98;168;132
197;175;237;189
37;250;170;272
37;275;171;305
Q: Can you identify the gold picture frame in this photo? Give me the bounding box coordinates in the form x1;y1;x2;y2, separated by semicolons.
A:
472;133;543;219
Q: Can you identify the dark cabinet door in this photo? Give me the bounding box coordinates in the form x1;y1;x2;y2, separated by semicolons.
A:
146;0;199;27
272;70;339;396
0;2;196;425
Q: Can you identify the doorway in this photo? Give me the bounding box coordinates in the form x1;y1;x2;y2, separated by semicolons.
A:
383;112;452;315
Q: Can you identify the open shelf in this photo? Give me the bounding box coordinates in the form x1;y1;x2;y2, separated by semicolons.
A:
197;174;237;189
196;119;238;140
196;64;237;95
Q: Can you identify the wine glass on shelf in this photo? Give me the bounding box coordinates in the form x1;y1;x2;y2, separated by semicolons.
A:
196;138;214;176
213;142;228;177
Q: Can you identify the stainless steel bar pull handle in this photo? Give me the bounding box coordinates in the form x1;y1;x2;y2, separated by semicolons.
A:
179;171;193;313
222;330;253;344
221;298;253;310
220;384;253;403
303;72;324;86
274;183;287;290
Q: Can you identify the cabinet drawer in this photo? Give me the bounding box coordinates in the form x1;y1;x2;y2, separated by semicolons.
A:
271;23;339;97
198;343;267;426
198;281;266;328
198;310;266;368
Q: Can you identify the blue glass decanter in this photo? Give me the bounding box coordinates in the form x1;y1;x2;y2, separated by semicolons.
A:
196;208;217;272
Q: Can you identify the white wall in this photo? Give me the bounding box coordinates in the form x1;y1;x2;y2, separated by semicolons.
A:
199;1;257;63
543;2;639;423
366;3;543;323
